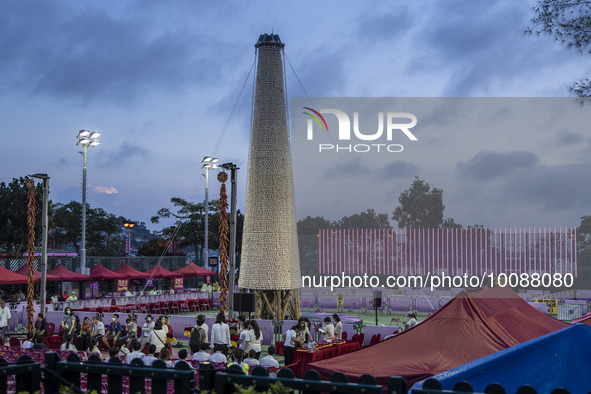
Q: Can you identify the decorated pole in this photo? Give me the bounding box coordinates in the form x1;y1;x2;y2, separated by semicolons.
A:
25;178;36;332
218;171;229;313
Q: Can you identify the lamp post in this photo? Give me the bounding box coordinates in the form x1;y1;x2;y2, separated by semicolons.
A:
123;221;135;256
76;129;100;275
201;156;218;267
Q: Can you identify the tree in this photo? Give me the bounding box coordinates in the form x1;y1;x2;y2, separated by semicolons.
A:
527;0;591;96
52;201;125;256
151;198;224;259
392;176;445;228
0;177;45;257
442;218;463;228
337;209;390;228
137;238;182;256
297;216;334;235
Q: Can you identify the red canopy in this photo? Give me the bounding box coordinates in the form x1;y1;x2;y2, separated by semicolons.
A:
47;264;92;282
307;286;569;388
15;265;60;282
143;265;181;279
172;262;216;278
0;266;28;285
572;312;591;326
114;264;150;279
90;264;126;281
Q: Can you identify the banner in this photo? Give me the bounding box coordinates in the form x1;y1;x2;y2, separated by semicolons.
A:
146;278;154;287
117;279;129;292
174;277;184;290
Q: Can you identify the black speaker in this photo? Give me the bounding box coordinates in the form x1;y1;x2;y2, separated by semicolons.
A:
233;293;255;313
373;290;382;308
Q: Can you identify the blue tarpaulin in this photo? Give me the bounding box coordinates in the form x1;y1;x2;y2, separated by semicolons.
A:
413;324;591;393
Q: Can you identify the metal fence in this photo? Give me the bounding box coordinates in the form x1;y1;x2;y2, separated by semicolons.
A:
1;256;197;272
0;351;577;394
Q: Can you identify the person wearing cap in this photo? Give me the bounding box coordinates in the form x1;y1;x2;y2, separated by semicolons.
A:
67;292;78;301
403;311;417;331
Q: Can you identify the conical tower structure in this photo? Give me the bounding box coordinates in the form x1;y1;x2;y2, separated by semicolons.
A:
239;34;300;319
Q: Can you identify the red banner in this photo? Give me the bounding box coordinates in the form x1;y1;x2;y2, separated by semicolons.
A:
174;277;184;290
117;279;129;292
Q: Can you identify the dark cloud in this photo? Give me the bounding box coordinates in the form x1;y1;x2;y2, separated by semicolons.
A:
0;1;227;104
100;141;151;167
501;162;591;211
407;1;574;95
556;130;584;145
377;160;419;179
456;150;539;181
354;8;414;42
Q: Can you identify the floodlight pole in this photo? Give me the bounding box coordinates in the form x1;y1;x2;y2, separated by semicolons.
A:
81;146;88;273
31;174;49;316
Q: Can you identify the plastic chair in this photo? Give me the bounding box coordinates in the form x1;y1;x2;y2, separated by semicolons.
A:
358;333;365;346
46;322;55;336
390;318;400;326
341;332;348;340
9;337;21;347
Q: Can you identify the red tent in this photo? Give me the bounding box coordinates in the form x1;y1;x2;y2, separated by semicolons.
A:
572;313;591;326
172;262;216;277
0;266;28;285
114;264;150;279
15;265;60;282
307;286;568;388
47;264;91;281
90;264;126;281
143;265;180;279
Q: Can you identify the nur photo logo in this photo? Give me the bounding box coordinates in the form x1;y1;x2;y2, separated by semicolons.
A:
302;106;418;153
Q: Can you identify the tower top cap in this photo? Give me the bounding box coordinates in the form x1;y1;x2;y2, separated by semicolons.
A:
255;33;284;48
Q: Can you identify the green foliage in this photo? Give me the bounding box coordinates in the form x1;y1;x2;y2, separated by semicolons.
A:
297;216;334;235
338;208;390;228
151;197;244;258
392;176;445;229
53;201;126;256
578;215;591;266
137;238;183;256
527;0;591;97
0;177;46;257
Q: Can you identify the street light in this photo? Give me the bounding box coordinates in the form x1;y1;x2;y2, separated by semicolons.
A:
123;221;135;256
76;129;100;275
201;156;218;267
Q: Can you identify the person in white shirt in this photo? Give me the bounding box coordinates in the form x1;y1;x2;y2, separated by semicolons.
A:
174;349;193;368
245;320;263;359
333;314;343;340
159;347;173;367
244;349;260;367
138;315;155;351
60;335;77;352
404;311;418;331
237;321;249;351
227;349;249;373
126;342;145;364
143;344;158;366
283;325;302;366
192;343;211;362
319;317;334;341
209;349;227;364
90;316;105;340
148;320;167;353
260;346;280;377
22;331;35;349
15;290;25;302
210;312;231;355
0;300;12;343
104;347;119;363
87;338;102;359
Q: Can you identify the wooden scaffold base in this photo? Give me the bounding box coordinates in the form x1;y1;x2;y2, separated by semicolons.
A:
251;289;300;320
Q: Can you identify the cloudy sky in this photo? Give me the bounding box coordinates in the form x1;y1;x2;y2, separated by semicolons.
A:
1;0;590;231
